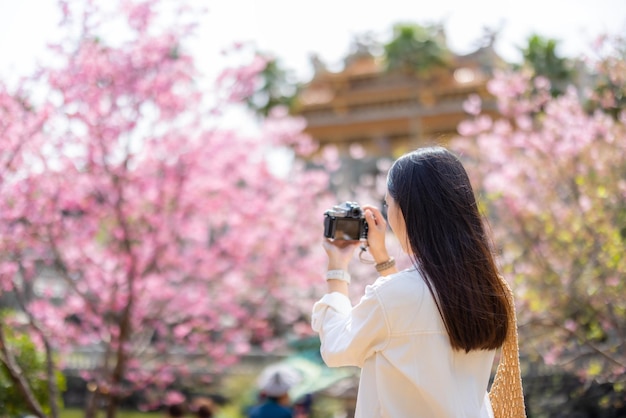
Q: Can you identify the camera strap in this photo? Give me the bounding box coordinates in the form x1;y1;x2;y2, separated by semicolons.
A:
358;244;375;264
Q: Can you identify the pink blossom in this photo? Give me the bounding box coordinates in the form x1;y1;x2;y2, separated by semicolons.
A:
462;94;482;116
164;391;185;405
564;320;578;332
0;0;331;408
451;39;626;385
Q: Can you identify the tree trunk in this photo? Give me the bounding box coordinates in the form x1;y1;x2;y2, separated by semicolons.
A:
84;390;100;418
0;325;47;418
106;394;120;418
40;333;60;418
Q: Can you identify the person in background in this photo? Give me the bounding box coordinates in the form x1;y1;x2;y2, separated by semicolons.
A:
247;365;300;418
165;403;187;418
312;146;512;417
293;393;313;418
191;396;216;418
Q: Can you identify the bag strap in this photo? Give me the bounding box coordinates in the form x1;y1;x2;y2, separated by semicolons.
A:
488;278;526;418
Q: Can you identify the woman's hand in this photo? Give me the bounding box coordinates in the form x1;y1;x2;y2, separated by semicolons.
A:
362;204;390;264
322;239;359;296
322;239;360;270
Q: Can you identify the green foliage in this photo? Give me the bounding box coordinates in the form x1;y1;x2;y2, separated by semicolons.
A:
245;55;301;117
453;36;626;390
384;23;451;75
520;33;574;96
0;323;66;416
522;370;626;417
60;409;159;418
585;35;626;118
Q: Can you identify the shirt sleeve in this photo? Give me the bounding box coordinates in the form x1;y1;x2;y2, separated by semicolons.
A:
311;284;390;368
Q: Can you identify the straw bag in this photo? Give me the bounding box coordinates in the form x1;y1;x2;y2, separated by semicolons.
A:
488;279;526;418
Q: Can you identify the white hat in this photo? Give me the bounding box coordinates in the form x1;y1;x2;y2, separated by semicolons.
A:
257;364;301;397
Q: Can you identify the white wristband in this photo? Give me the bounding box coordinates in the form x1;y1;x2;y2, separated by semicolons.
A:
326;269;351;284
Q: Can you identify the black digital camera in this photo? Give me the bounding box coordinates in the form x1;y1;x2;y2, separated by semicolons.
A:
323;201;368;241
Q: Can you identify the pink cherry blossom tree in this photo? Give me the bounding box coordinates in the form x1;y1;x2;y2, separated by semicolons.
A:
452;35;625;400
0;1;333;416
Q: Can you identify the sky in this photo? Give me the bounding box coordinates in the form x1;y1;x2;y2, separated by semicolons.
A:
1;0;625;86
198;0;626;80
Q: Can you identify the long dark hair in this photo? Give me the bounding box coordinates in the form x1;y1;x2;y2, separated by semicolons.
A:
387;146;509;352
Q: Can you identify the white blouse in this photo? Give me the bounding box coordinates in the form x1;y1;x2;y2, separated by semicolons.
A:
312;268;496;418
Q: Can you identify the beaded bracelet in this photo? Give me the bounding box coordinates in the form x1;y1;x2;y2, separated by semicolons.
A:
375;257;396;272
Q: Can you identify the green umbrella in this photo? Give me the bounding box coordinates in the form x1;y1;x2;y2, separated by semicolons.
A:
277;355;357;401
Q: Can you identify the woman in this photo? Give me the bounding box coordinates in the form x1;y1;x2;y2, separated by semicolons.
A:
311;146;511;417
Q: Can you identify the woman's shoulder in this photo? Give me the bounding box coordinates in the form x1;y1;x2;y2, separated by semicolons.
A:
368;267;439;329
370;267;426;294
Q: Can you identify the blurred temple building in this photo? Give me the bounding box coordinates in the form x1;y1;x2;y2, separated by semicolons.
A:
292;34;507;196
